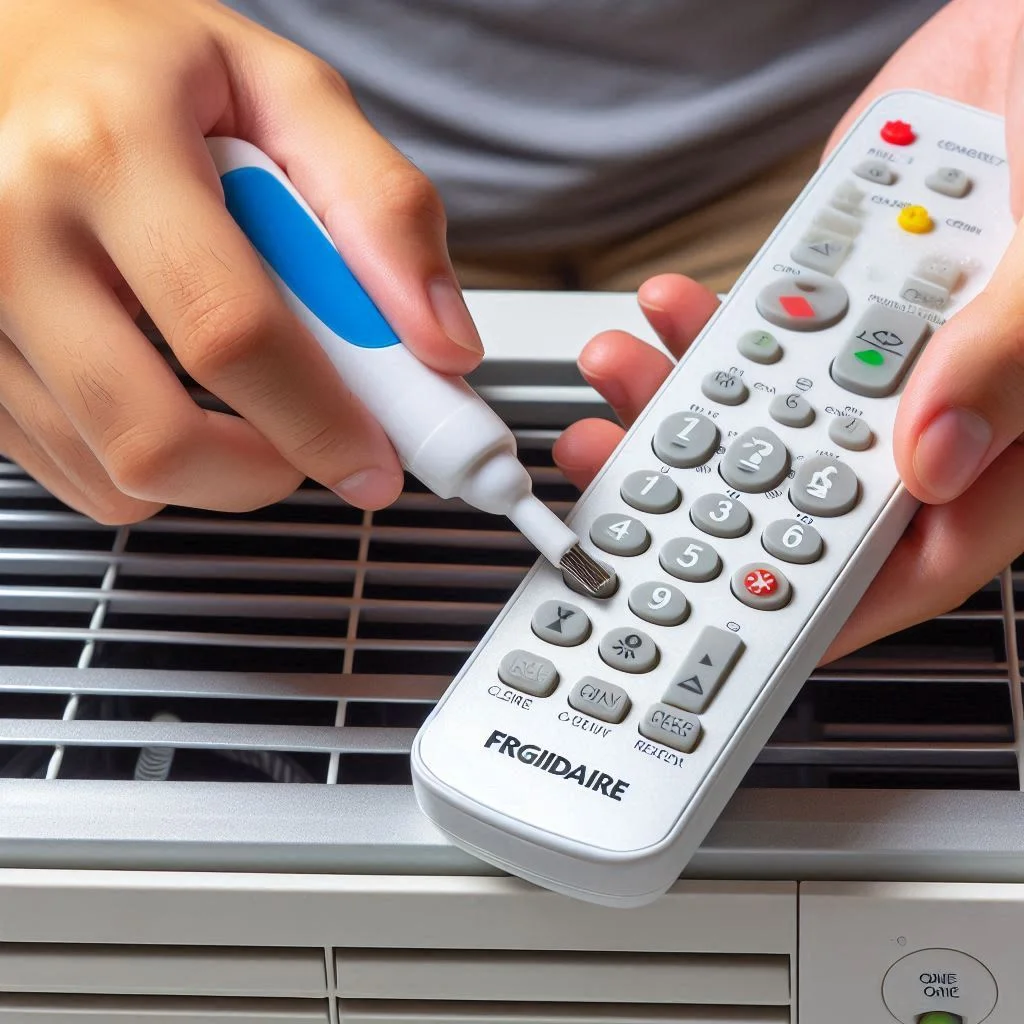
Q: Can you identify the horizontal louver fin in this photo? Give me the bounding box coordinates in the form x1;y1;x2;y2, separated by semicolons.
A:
0;994;328;1021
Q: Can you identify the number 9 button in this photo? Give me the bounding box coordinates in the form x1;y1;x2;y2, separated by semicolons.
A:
628;581;689;626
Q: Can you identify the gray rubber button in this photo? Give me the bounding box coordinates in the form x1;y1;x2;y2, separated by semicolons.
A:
690;492;751;539
731;562;793;611
628;581;689;627
498;650;559;697
737;329;782;364
900;274;949;311
599;627;659;674
791;237;849;275
853;158;895;185
568;677;631;724
790;456;860;517
620;470;680;514
720;427;790;492
926;166;970;198
828;415;874;451
652;412;720;468
756;273;849;332
590;513;650;557
701;370;748;406
639;703;702;753
830;303;930;398
659;537;722;583
769;392;815;428
762;518;823;564
662;626;745;713
531;600;591;647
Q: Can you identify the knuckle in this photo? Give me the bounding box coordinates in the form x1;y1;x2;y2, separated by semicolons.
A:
88;493;162;527
374;165;445;229
103;423;189;500
281;52;353;102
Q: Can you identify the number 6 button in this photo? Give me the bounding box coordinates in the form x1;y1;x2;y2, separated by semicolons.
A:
762;518;823;564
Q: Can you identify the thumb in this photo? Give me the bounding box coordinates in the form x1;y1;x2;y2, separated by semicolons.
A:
214;25;483;375
894;231;1024;504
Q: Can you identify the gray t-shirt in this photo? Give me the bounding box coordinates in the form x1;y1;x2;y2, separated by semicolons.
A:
225;0;943;249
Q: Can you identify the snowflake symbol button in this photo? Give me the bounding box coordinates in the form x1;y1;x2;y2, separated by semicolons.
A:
744;568;778;597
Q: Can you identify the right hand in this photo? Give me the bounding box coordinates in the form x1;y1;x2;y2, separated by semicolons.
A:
0;0;483;523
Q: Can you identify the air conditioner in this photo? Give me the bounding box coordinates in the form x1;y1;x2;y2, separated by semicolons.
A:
0;291;1020;1024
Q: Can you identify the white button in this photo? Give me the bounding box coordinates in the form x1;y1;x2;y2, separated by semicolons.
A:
914;254;961;290
830;181;865;212
900;274;949;311
811;206;861;239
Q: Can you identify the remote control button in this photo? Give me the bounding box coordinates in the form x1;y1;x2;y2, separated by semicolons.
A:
811;206;860;239
755;273;849;332
897;205;933;234
701;370;748;406
628;581;689;627
899;274;949;311
498;650;560;697
736;329;782;364
926;166;971;198
532;600;591;647
853;158;895;185
761;518;823;564
790;456;860;517
731;562;793;611
661;626;745;714
828;414;874;451
639;703;702;753
791;237;849;275
590;513;650;557
829;181;865;212
659;537;722;583
652;412;720;468
690;492;751;539
831;303;930;398
599;627;659;674
915;254;960;290
562;557;618;599
769;392;815;428
881;119;915;146
620;470;680;514
568;676;631;724
720;427;790;492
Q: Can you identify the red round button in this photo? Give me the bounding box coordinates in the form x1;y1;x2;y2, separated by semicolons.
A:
744;568;778;598
881;119;916;146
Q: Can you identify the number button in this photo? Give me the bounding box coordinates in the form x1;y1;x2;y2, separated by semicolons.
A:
659;537;722;583
730;562;792;611
701;370;749;406
589;513;651;556
599;627;660;674
790;456;860;517
761;518;823;564
628;581;689;627
720;427;790;492
690;492;751;539
620;470;681;514
769;392;815;428
531;600;591;647
828;415;874;451
652;412;720;469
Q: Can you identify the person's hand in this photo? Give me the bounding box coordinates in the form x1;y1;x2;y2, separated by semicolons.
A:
0;0;482;523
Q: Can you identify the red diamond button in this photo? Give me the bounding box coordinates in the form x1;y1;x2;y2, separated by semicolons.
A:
779;294;815;318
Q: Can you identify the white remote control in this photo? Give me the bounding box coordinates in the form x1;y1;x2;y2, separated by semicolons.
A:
411;91;1013;907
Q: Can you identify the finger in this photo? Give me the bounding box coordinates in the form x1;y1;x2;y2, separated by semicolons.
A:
75;132;405;510
636;274;720;360
578;331;675;427
893;231;1024;505
0;330;162;524
6;245;307;512
552;418;626;492
823;439;1024;662
214;22;483;375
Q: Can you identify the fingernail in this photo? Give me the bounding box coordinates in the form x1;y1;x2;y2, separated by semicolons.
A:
638;294;666;314
333;467;404;509
914;407;993;501
428;278;483;354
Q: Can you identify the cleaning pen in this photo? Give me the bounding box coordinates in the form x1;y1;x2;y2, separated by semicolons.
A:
206;138;613;598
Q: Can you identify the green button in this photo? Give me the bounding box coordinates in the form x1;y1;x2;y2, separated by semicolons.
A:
916;1013;962;1024
854;348;885;366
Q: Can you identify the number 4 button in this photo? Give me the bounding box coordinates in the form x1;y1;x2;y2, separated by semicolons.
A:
590;513;651;556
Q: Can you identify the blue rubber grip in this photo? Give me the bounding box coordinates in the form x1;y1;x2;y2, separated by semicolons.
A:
220;166;400;349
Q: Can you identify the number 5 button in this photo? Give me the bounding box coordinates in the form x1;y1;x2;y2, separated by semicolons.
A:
590;513;651;556
659;537;722;582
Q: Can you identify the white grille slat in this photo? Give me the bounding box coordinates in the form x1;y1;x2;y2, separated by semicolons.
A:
0;994;329;1022
336;1003;788;1023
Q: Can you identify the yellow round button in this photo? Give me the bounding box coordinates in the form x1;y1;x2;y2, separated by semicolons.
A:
898;204;933;233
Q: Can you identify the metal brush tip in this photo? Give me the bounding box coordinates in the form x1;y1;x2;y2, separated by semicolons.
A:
560;544;617;599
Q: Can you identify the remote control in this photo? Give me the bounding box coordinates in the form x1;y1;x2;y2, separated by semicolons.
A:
411;91;1013;907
